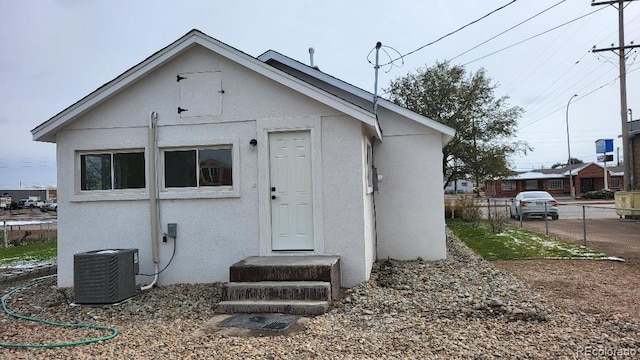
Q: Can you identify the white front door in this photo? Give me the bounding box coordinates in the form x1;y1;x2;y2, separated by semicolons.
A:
269;131;314;251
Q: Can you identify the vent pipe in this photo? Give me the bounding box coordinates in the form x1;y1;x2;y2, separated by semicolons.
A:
309;47;315;67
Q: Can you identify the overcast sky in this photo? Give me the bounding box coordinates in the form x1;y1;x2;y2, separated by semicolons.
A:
1;0;639;188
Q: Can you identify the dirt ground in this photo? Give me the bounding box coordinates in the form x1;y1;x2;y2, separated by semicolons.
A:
493;259;640;322
498;215;640;322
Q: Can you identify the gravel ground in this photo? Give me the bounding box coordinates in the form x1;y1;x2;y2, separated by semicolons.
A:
1;231;638;359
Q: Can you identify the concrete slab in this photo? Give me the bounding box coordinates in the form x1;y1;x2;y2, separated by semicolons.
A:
193;314;311;337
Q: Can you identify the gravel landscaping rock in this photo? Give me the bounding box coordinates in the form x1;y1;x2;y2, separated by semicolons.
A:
1;230;638;359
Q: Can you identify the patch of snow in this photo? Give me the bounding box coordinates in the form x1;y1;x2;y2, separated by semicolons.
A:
1;220;56;226
0;259;56;269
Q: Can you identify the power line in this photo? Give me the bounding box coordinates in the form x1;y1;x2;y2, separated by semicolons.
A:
448;0;567;62
518;68;627;130
501;1;596;95
462;7;606;66
381;0;518;66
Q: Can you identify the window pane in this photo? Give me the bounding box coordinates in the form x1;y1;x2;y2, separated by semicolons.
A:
165;150;197;187
81;154;112;190
199;148;232;186
525;180;537;190
114;152;145;189
501;180;515;190
547;179;563;190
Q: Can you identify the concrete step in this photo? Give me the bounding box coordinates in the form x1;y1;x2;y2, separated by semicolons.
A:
224;281;331;301
229;255;340;300
216;300;329;316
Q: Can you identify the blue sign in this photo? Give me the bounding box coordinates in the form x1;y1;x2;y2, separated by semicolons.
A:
595;138;613;154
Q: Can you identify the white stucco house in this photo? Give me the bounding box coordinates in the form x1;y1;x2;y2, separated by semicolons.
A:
32;30;454;288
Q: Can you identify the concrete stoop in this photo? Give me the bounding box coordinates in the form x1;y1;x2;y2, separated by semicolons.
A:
216;255;340;316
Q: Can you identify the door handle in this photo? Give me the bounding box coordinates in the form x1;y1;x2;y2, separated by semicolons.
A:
271;195;277;200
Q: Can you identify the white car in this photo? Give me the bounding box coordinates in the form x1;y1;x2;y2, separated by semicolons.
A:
23;199;45;209
510;191;559;220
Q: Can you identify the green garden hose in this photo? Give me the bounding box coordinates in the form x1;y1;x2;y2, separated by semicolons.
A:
0;275;118;348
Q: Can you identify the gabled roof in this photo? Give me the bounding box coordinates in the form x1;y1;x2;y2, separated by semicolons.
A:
258;50;456;144
32;29;381;143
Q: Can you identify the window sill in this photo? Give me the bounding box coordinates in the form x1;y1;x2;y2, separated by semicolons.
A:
70;188;240;202
70;191;149;202
159;188;239;200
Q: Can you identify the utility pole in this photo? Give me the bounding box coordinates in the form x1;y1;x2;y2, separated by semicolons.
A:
472;118;480;197
592;0;640;191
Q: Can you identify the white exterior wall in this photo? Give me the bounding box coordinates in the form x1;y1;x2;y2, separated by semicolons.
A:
375;109;447;260
320;116;369;287
54;45;371;287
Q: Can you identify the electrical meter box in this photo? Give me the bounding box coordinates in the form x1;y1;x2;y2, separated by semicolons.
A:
74;248;139;304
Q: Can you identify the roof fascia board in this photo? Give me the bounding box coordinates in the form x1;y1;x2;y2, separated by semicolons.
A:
33;31;379;142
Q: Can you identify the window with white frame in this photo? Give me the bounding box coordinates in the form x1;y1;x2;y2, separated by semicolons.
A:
164;147;232;188
547;179;563;190
501;180;516;190
80;151;145;191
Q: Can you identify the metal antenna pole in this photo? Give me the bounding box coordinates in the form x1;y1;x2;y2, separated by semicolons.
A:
373;42;382;115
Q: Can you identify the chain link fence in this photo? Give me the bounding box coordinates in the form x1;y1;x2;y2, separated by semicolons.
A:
1;219;58;248
478;198;640;261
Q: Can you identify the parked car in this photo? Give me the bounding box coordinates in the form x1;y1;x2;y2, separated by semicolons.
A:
23;199;45;209
41;199;57;212
0;193;11;210
509;191;559;220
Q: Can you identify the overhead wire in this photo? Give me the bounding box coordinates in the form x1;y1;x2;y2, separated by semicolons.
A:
462;7;607;66
501;1;595;96
518;70;620;130
448;0;567;62
521;15;640;128
519;60;615;122
380;0;518;67
509;6;630;123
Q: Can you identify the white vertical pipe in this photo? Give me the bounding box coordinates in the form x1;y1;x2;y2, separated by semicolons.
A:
142;111;159;290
